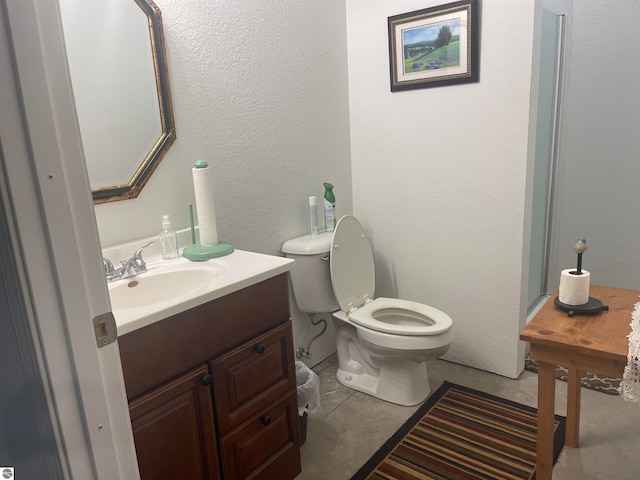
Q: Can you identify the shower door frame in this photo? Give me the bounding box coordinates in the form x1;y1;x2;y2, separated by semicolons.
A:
528;10;567;315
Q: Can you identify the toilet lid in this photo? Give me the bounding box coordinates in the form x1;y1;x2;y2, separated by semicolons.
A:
330;215;375;312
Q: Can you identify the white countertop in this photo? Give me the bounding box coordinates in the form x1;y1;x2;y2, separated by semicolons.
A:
108;248;294;336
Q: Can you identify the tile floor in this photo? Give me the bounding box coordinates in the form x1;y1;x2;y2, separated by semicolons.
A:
296;354;640;480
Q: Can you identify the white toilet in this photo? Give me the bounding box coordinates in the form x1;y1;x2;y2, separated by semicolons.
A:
282;215;453;406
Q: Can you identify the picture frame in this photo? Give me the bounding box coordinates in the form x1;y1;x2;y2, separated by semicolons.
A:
388;0;479;92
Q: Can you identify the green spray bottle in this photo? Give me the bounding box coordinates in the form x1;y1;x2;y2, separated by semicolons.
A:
323;182;336;232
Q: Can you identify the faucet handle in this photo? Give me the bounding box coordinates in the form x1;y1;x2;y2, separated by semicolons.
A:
103;257;115;275
131;241;153;272
133;241;153;260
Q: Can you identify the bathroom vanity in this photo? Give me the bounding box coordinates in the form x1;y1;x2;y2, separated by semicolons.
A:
113;248;301;480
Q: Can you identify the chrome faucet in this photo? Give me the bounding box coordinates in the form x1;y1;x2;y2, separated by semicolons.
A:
103;242;153;282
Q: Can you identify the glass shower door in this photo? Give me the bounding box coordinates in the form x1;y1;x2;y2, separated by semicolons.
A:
527;9;566;314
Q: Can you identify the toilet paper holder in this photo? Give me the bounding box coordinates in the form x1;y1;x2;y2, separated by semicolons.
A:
553;296;608;317
553;238;608;317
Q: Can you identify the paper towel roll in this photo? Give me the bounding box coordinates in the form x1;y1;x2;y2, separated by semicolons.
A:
192;164;218;246
559;269;590;305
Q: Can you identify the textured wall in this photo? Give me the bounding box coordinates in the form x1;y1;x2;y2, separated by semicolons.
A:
346;0;536;377
92;0;640;377
94;0;353;366
550;0;640;291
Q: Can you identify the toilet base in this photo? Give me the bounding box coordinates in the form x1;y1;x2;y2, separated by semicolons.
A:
335;356;431;406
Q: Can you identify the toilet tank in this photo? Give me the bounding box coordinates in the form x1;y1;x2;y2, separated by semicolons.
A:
282;232;339;313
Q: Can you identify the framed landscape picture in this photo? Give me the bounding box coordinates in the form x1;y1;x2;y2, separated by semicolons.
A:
388;0;479;92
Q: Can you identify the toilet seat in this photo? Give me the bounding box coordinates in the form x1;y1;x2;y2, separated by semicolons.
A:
349;297;452;336
330;215;452;337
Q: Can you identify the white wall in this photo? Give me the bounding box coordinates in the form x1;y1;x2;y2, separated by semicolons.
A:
550;0;640;291
93;0;639;377
94;0;353;366
346;0;537;377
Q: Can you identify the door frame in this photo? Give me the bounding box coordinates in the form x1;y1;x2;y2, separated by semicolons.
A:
2;0;139;477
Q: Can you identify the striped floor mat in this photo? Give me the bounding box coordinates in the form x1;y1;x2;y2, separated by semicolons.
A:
351;382;565;480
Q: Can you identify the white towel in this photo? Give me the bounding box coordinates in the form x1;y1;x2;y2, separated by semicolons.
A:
620;301;640;402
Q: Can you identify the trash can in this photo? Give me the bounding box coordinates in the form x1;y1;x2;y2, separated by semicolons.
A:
295;361;320;445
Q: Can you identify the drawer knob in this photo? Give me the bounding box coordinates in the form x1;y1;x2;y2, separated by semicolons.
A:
261;415;272;426
255;343;266;354
200;374;213;386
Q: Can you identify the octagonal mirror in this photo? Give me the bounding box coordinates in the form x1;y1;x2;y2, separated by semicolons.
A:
60;0;175;204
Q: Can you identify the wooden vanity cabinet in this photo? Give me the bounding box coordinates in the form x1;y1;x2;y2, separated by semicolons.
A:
118;274;301;480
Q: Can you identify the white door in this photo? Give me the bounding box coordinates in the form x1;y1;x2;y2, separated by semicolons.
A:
1;0;139;478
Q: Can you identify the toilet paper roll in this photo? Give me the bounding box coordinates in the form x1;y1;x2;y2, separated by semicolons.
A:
192;164;218;246
559;269;590;305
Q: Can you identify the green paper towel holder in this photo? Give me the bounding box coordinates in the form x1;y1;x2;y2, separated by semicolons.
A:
182;203;233;261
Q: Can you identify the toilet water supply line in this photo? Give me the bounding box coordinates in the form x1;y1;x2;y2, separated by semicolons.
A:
296;313;327;359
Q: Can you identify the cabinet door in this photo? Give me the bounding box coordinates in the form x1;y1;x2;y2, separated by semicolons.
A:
211;322;296;434
220;390;301;480
129;365;220;480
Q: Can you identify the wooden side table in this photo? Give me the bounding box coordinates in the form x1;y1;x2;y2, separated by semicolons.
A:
520;285;637;480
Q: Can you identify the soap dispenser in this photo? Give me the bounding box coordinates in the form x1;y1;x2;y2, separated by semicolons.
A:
159;215;179;259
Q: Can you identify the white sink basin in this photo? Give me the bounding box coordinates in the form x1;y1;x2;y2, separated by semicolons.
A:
109;266;223;310
107;249;294;336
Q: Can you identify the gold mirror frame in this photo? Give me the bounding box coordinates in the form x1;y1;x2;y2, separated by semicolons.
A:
92;0;175;204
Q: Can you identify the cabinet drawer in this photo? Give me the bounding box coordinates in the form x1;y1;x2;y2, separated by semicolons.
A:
219;390;301;480
211;322;295;434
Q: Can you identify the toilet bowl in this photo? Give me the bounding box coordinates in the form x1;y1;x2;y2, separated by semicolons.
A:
282;215;453;406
